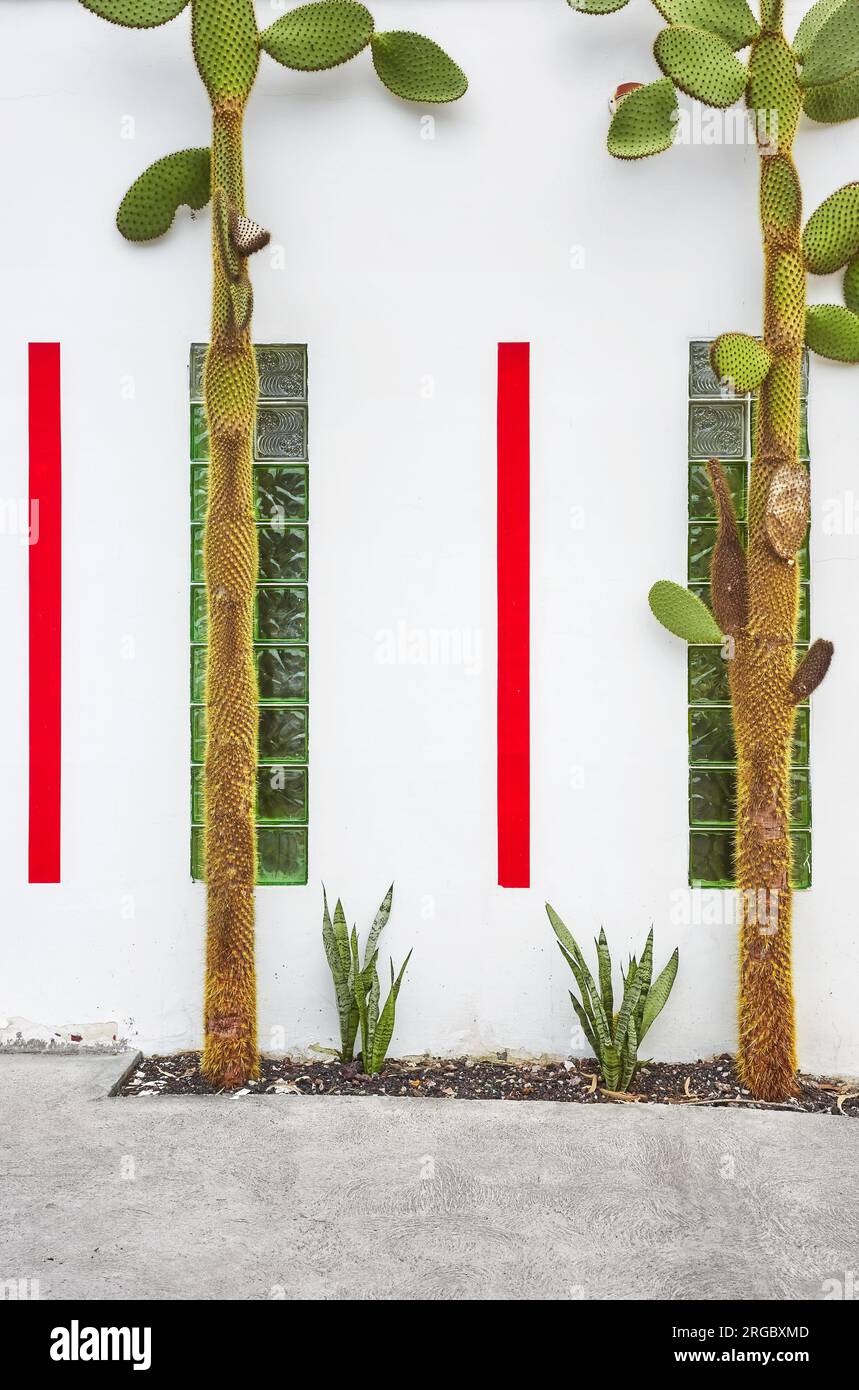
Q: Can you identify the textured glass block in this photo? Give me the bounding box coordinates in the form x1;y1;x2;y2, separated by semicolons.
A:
798;585;810;643
191;465;208;523
190;343;206;402
688;520;748;582
259;705;308;762
689;704;735;765
791;831;812;890
259;524;308;581
257;827;308;885
688;645;731;704
191;525;204;582
255;405;307;461
256;345;307;401
256;585;308;643
257;764;308;823
689;829;734;887
690;766;810;828
190;403;209;461
689;402;746;460
191;646;205;703
191;705;207;763
257;646;308;702
191;825;309;885
255;465;308;522
688;461;747;521
792;707;810;766
191;764;204;824
190;587;207;643
689;341;724;398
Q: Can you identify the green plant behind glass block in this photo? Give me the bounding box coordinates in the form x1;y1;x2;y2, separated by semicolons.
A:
256;646;308;702
688;645;731;704
689;461;747;521
190;402;209;462
258;706;308;763
254;465;308;521
257;827;308;886
256;764;308;823
258;524;308;581
255;585;309;643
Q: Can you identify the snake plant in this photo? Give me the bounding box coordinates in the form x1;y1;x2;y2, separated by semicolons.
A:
546;905;679;1092
323;884;412;1073
79;0;466;1088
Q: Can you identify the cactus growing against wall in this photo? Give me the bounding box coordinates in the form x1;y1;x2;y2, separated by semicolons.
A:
570;0;859;1100
79;0;467;1088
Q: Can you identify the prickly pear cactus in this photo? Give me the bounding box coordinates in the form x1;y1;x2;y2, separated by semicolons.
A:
571;0;859;1102
79;0;467;1088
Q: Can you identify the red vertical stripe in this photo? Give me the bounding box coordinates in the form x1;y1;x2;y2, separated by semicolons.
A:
29;343;62;883
497;343;530;887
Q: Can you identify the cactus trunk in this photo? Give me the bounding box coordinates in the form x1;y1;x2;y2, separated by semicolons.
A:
727;10;804;1100
200;99;259;1088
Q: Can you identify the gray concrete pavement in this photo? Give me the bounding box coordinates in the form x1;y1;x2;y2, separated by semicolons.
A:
1;1054;857;1300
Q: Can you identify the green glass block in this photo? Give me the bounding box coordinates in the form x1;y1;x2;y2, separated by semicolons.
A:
190;403;209;462
191;525;204;582
259;705;308;762
689;705;735;765
256;585;308;643
689;829;734;887
191;826;205;880
798;585;810;643
689;766;810;828
190;587;207;643
689;402;747;460
688;645;731;704
688;520;748;583
688;461;747;521
257;827;308;885
191;647;205;702
792;707;810;767
791;831;812;889
256;345;307;401
255;404;307;462
191;705;207;763
190;343;206;402
256;764;308;823
257;646;308;702
191;764;205;824
191;465;208;523
259;524;308;582
255;465;308;522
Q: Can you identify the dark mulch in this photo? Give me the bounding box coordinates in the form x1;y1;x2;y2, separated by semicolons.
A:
119;1051;859;1115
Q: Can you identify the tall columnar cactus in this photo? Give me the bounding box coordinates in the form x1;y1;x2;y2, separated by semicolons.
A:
574;0;852;1100
79;0;467;1088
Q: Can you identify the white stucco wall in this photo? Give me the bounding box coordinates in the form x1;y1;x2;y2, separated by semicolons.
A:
2;0;858;1073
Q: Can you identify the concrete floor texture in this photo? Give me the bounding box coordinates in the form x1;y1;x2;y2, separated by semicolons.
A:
1;1054;857;1301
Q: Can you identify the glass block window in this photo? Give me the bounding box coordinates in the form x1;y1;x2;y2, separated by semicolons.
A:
687;341;811;889
190;344;309;885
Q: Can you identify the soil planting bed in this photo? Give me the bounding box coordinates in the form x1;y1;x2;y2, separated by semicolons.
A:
120;1052;859;1114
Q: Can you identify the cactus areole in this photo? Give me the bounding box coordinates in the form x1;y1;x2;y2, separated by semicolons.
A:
582;0;856;1100
80;0;467;1087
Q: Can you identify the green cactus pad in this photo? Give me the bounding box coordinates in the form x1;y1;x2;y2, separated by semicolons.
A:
761;155;801;232
653;0;759;51
116;148;210;241
648;580;724;644
567;0;630;11
654;26;748;108
711;333;772;392
800;0;859;87
793;0;849;61
802;183;859;273
747;34;801;149
192;0;259;103
607;78;678;159
81;0;188;26
844;254;859;313
805;303;859;361
370;31;467;103
260;1;374;72
803;69;859;121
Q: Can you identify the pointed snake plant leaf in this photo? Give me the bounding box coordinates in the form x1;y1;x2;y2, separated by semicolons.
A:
371;31;467;103
545;903;579;962
639;949;680;1041
595;928;614;1021
654;26;748;108
636;930;655;1011
192;0;259;103
711;333;772;392
607;77;678;159
81;0;189;26
365;951;380;1058
569;991;599;1057
260;1;374;71
806;303;859;360
369;950;412;1074
649;580;724;644
601;1043;621;1091
844;254;859;312
620;1012;638;1091
363;883;393;975
567;0;630;12
351;930;370;1064
116;148;210;242
801;0;859;87
653;0;759;50
802;183;859;273
613;962;645;1057
793;0;850;60
332;898;350;973
803;68;859;121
